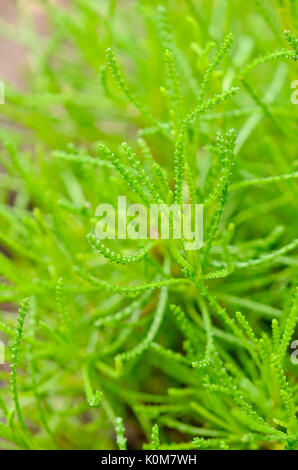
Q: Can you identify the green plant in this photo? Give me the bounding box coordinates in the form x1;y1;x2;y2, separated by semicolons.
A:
0;0;297;450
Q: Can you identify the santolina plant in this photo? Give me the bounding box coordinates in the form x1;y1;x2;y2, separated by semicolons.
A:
0;0;297;450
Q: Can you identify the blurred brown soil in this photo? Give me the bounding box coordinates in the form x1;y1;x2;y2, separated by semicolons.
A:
0;0;68;88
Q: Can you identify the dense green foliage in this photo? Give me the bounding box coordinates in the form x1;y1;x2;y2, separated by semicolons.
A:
0;0;297;450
